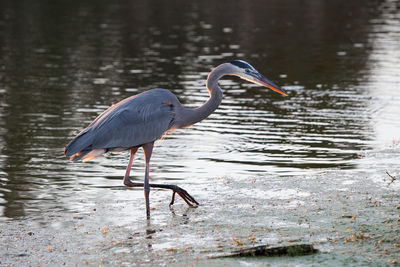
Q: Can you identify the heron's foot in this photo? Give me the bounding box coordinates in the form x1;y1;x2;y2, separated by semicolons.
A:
169;185;199;208
123;179;199;207
123;178;137;187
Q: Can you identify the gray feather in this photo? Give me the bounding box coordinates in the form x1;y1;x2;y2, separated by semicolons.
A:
65;89;178;157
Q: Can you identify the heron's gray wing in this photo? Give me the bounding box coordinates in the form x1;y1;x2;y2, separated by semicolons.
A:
65;89;178;156
89;100;175;150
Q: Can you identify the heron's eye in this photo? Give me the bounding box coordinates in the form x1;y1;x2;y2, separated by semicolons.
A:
245;68;251;73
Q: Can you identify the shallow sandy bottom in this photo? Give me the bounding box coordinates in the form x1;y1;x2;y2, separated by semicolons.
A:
1;146;399;266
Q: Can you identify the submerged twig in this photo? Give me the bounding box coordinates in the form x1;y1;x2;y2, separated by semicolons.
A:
385;170;397;186
209;244;318;258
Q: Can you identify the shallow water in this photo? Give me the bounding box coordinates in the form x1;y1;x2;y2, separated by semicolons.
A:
0;0;399;265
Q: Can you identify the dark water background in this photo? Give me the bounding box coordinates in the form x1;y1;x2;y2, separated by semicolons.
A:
1;0;400;265
0;0;399;228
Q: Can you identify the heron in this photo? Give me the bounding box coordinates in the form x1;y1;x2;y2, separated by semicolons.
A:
65;60;288;218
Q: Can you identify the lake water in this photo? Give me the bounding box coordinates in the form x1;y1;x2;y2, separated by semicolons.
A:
0;0;399;265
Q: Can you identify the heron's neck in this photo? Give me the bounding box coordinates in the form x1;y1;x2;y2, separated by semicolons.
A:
176;65;226;128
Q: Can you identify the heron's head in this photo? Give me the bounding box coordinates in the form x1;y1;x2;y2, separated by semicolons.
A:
229;60;288;96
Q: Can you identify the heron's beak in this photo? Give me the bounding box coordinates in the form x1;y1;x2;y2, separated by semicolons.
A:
235;72;288;96
251;73;288;96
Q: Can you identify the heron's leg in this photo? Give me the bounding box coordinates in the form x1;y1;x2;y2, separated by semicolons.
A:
123;145;199;209
123;147;139;187
142;142;154;219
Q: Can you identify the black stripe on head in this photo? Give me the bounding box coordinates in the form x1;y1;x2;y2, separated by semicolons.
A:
230;60;256;70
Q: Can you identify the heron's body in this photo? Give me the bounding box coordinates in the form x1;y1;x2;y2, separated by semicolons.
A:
65;89;179;161
65;60;287;218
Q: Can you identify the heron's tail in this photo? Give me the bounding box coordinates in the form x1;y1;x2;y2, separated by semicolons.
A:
68;149;106;162
65;128;105;162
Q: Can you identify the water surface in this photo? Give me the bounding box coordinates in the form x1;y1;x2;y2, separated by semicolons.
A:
0;0;399;265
